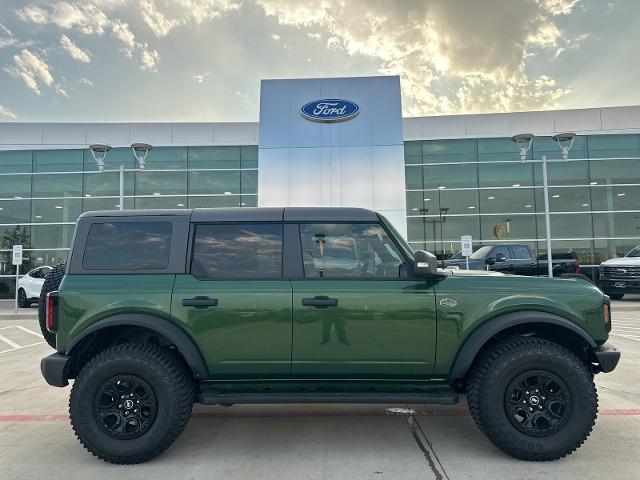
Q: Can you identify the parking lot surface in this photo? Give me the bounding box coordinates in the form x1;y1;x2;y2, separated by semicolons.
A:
1;298;639;480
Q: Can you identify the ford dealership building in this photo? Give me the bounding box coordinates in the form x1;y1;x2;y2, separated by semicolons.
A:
0;75;639;294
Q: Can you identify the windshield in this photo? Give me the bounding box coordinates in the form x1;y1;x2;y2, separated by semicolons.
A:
469;246;493;260
626;245;640;258
378;213;414;260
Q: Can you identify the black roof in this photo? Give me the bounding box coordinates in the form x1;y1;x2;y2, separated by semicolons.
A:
79;207;379;223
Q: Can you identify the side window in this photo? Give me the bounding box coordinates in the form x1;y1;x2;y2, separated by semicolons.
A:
299;223;405;278
493;246;511;260
191;223;283;279
510;245;531;259
83;222;172;270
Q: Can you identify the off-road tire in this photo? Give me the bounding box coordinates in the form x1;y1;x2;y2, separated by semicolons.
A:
467;336;597;461
17;288;30;308
69;343;195;464
38;262;66;348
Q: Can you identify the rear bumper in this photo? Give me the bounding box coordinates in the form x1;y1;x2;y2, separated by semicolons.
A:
41;353;70;387
593;343;621;373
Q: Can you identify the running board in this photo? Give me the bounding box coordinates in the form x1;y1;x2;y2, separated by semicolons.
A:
199;390;459;405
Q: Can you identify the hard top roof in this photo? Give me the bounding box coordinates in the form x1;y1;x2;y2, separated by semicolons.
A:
79;207;379;223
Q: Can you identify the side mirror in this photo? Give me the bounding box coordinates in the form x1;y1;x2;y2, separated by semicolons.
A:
495;253;506;263
414;250;438;276
486;257;496;266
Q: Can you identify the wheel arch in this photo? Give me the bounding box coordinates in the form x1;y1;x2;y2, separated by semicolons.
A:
65;313;209;380
449;311;597;388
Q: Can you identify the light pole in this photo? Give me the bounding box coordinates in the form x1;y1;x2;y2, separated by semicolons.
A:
511;132;576;277
89;143;152;211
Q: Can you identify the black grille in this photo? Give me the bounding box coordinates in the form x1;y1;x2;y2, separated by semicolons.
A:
601;265;640;278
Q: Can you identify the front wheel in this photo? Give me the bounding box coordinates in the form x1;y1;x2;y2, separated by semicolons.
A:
70;344;195;464
467;336;597;461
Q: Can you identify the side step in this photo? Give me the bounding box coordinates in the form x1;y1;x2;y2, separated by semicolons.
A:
199;390;459;405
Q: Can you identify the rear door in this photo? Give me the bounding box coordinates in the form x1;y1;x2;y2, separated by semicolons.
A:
508;245;538;276
171;223;292;378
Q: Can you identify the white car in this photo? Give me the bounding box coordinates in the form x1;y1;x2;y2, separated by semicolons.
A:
17;266;52;308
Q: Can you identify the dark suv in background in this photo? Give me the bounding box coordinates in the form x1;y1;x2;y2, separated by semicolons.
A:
444;243;579;276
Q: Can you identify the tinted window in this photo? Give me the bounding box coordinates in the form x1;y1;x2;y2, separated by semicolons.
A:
300;223;405;278
191;224;282;279
493;246;511;260
510;245;531;259
83;222;172;270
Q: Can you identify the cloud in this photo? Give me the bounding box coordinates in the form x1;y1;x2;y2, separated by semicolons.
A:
139;0;240;37
77;77;94;87
270;33;281;40
192;72;210;83
256;0;582;115
138;43;161;71
4;49;55;95
16;2;110;35
0;105;18;119
59;34;91;62
16;2;164;72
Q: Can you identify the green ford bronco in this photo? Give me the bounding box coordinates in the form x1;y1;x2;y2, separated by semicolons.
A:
40;207;620;464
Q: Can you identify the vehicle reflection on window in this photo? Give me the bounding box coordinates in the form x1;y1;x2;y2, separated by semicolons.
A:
299;223;404;278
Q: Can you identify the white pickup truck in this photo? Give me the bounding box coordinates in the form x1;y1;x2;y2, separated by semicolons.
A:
599;245;640;300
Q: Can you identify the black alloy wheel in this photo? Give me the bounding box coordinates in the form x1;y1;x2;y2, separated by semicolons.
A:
504;370;571;437
94;375;158;440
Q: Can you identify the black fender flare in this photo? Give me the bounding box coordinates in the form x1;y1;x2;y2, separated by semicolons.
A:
448;311;597;381
66;313;209;379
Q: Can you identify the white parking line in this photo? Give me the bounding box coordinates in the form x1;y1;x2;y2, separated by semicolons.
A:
15;325;43;339
0;333;20;350
611;333;640;342
0;341;44;354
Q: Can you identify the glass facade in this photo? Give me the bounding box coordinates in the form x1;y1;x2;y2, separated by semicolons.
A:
405;134;640;279
0;145;257;297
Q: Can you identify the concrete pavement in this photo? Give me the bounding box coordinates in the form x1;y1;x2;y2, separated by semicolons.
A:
0;298;638;479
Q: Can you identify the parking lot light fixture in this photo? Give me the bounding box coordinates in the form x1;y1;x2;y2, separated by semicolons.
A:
552;132;576;161
131;143;153;172
89;144;111;173
511;133;534;162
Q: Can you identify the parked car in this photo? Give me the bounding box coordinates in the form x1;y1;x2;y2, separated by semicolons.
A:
599;244;640;300
40;208;619;464
444;243;579;276
17;266;51;308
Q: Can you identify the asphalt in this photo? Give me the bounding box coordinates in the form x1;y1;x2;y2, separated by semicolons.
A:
0;297;638;480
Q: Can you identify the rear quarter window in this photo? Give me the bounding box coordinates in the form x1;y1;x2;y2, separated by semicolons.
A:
82;222;173;270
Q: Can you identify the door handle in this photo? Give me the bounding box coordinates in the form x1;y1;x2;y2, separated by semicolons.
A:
302;297;338;308
182;297;218;308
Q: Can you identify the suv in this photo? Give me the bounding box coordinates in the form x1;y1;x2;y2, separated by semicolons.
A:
599;245;640;300
41;208;620;464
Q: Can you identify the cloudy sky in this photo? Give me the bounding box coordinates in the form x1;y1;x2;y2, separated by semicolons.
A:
0;0;638;122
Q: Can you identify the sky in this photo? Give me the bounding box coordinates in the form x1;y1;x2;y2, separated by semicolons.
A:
0;0;639;122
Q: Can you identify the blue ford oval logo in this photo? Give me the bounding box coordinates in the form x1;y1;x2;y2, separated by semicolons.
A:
300;99;359;123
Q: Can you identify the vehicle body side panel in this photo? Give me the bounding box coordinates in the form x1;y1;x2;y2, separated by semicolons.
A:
55;274;176;352
433;274;608;376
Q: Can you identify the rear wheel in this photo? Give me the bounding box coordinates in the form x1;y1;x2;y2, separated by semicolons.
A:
467;336;597;461
38;262;66;348
17;288;30;308
69;343;195;464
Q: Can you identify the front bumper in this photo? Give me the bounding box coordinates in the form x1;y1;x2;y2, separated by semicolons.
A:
41;353;71;387
593;343;621;373
600;277;640;294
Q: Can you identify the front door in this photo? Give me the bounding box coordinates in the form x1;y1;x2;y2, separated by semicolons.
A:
172;223;292;378
291;223;437;378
